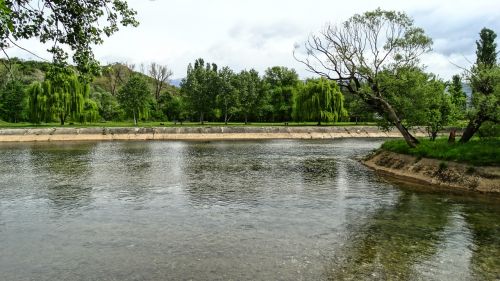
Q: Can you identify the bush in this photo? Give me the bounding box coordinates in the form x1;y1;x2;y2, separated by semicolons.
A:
478;121;500;140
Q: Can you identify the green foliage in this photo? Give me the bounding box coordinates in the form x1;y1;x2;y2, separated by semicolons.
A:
0;79;26;122
27;74;95;125
217;67;240;124
294;78;346;125
476;28;497;67
90;89;123;121
299;8;433;147
79;99;99;124
263;66;299;122
1;0;138;76
181;58;219;124
381;138;500;166
379;68;454;140
478;121;500;139
236;69;262;124
448;75;467;114
461;28;500;143
117;75;152;125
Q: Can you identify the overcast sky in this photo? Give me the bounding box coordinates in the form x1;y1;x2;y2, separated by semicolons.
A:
4;0;500;80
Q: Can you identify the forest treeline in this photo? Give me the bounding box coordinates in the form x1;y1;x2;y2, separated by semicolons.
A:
0;58;370;125
0;56;472;133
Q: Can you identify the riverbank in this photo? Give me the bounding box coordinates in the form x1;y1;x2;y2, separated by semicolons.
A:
363;150;500;194
0;126;429;142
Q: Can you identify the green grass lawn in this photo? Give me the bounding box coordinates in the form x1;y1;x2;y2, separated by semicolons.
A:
381;138;500;166
0;120;376;128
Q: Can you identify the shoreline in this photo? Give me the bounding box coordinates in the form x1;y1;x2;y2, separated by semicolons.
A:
0;126;429;142
363;150;500;194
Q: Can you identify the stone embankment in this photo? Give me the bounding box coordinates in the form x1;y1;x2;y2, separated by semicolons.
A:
0;126;429;142
363;150;500;194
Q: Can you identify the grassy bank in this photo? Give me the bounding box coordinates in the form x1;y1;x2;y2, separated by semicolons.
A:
381;138;500;166
0;120;376;128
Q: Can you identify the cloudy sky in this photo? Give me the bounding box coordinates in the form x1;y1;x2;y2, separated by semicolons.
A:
4;0;500;80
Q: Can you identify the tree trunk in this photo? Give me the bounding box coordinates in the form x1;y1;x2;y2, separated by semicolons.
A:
60;114;65;126
244;114;248;125
133;111;137;126
200;112;204;125
431;131;437;141
460;115;485;143
448;129;456;144
376;97;419;148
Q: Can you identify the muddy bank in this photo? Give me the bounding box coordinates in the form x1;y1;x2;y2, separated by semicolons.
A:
363;150;500;194
0;126;429;142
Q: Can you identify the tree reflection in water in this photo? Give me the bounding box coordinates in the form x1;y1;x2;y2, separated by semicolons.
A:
28;142;95;210
325;190;452;280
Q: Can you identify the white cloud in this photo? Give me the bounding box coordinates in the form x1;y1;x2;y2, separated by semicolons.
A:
2;0;499;80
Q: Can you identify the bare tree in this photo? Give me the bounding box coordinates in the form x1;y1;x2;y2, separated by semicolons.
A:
102;62;135;95
294;9;432;147
149;63;173;101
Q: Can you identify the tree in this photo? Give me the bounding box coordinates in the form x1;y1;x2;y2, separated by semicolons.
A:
476;28;497;67
294;78;346;125
149;63;173;101
90;89;123;121
0;79;26;122
117;74;151;126
448;75;467;114
236;69;261;124
460;28;500;143
263;66;299;122
180;58;218;124
377;68;451;141
295;9;432;147
217;66;239;124
27;73;92;125
1;0;138;76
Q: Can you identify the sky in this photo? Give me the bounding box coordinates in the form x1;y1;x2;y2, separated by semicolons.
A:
4;0;500;80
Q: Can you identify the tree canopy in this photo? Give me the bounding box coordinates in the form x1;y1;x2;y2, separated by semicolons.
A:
0;0;138;76
117;74;151;126
295;8;432;147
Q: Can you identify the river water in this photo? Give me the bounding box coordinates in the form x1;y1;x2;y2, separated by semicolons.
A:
0;139;498;280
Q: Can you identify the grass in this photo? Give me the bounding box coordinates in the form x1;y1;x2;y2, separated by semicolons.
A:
381;138;500;166
0;120;376;128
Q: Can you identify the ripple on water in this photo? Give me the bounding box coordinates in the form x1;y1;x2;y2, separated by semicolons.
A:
0;139;499;280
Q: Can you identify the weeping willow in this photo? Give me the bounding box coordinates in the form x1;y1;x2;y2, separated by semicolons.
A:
28;75;99;125
294;78;347;125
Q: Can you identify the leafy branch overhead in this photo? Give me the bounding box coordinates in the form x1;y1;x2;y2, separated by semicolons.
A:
0;0;139;76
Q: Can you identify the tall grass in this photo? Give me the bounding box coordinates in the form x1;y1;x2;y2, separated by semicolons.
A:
381;138;500;166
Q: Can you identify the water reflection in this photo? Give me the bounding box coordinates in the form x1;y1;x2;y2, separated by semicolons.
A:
462;203;500;280
180;142;263;206
325;190;452;280
28;142;95;210
0;139;498;281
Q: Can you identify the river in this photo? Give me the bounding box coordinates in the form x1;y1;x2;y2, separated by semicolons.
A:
0;139;498;280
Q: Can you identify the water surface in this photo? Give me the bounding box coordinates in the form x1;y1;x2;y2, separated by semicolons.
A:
0;139;499;280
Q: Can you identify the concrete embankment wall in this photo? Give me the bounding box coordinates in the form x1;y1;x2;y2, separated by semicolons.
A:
363;150;500;194
0;126;429;142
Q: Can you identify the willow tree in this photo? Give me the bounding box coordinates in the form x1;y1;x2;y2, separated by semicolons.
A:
295;9;432;147
27;82;49;124
28;75;96;125
294;78;346;125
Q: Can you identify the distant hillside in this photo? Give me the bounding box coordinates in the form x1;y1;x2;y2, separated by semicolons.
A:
0;58;179;95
